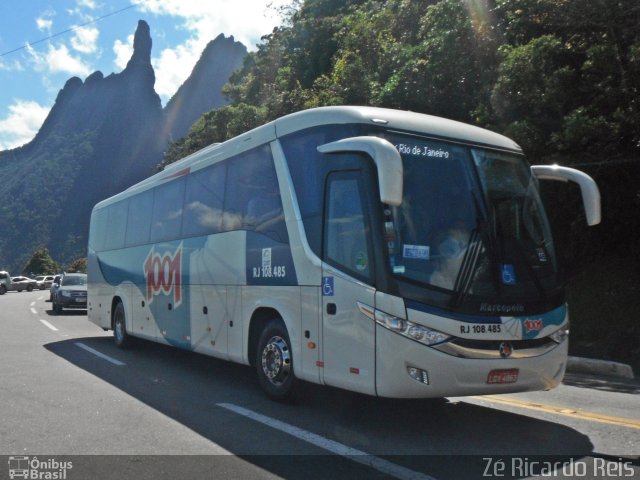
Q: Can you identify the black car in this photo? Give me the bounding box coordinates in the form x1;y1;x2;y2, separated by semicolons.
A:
52;273;87;313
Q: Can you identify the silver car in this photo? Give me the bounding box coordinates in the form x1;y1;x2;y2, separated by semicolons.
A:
49;275;62;301
9;276;38;292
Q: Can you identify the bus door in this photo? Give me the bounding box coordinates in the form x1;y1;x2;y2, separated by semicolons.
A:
321;164;377;395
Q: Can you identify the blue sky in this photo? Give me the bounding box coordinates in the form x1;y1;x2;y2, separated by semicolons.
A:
0;0;290;150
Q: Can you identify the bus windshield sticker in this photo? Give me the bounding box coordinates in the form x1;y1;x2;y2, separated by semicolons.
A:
403;244;430;260
501;264;517;285
355;251;368;271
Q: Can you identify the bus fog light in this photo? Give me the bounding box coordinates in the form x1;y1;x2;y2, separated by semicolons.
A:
407;366;429;385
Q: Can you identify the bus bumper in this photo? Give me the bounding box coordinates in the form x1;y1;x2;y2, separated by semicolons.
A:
375;326;568;398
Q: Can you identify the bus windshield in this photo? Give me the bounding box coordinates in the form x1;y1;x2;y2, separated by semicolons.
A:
382;133;559;305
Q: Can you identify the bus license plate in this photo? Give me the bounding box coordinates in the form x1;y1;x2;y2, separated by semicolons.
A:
75;297;86;303
487;369;519;384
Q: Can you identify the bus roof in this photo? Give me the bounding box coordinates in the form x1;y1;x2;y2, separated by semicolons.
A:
274;106;522;153
94;106;522;210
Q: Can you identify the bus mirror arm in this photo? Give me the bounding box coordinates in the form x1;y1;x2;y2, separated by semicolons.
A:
531;165;601;226
318;136;403;206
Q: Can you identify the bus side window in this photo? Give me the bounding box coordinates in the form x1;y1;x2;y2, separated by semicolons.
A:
182;163;226;238
125;189;153;246
222;146;287;243
324;172;372;282
150;177;186;243
104;200;129;251
89;207;108;252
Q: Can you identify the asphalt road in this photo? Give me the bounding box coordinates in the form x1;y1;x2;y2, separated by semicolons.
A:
0;290;638;480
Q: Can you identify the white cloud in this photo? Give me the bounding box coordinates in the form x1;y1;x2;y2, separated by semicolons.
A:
152;39;201;99
28;43;92;77
77;0;98;9
36;17;54;31
70;26;99;54
0;100;50;150
0;58;24;72
113;34;134;70
129;0;290;103
36;7;56;32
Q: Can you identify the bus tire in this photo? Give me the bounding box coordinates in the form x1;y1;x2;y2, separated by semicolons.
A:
113;301;133;349
256;318;296;401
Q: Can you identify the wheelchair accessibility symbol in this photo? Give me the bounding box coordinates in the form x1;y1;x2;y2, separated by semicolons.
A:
501;264;517;285
322;276;334;296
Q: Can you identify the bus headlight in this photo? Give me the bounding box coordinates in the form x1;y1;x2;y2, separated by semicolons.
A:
375;309;450;346
374;309;406;332
549;324;570;344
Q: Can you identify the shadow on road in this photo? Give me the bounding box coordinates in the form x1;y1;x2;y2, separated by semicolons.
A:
563;372;640;395
44;336;599;479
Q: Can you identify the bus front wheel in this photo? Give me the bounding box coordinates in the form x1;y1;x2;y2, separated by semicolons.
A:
113;302;133;349
256;318;296;401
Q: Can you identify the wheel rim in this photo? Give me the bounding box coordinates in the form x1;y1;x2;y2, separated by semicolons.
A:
261;335;291;386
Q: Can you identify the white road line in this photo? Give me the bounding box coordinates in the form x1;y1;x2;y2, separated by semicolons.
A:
30;301;36;307
30;307;38;315
217;403;436;480
40;319;59;331
75;342;126;366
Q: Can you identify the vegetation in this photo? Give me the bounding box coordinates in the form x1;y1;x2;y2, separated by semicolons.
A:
163;0;640;164
65;257;87;274
162;0;640;370
22;247;60;276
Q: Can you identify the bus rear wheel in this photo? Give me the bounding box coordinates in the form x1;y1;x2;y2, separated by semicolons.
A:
256;318;296;401
113;302;133;349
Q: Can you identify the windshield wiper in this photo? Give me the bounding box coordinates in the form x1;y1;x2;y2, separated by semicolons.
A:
452;228;483;306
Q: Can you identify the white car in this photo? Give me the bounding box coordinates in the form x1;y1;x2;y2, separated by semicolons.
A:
34;275;55;290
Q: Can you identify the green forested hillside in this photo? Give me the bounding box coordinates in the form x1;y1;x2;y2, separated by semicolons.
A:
164;0;640;163
164;0;640;369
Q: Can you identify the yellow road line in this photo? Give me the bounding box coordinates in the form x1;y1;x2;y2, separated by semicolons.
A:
470;395;640;430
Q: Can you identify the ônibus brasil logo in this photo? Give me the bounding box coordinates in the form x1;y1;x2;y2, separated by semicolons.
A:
144;243;182;307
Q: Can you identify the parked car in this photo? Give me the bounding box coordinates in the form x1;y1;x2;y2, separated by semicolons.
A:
34;275;55;290
52;273;87;313
49;275;62;302
0;271;10;295
9;276;38;292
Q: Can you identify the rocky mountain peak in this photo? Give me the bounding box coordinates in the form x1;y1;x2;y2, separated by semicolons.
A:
127;20;153;69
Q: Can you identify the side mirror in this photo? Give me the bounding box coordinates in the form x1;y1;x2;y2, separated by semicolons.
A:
318;136;403;206
531;165;601;226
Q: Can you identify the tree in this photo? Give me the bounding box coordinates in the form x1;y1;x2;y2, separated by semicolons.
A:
66;257;87;274
23;247;60;276
490;35;577;159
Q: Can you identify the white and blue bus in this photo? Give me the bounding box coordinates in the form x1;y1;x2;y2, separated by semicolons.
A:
88;106;600;400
